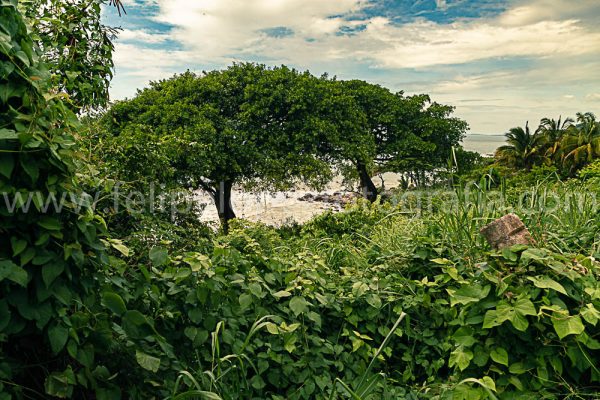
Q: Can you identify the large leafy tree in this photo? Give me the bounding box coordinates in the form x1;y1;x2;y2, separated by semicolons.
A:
392;95;467;187
495;122;544;170
338;83;467;193
101;64;356;230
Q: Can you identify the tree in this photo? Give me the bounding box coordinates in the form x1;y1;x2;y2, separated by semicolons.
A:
336;83;467;195
400;96;468;186
495;122;544;170
561;112;600;172
20;0;124;111
536;116;573;162
101;64;354;230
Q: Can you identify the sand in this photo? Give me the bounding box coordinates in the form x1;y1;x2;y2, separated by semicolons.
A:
195;172;403;226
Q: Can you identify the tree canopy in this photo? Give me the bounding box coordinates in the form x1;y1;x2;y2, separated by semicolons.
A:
101;64;364;229
98;63;469;228
495;112;600;175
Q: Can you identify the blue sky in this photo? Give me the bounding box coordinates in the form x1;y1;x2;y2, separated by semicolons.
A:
103;0;600;134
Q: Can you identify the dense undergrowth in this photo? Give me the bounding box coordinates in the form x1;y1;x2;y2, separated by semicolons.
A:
86;180;600;399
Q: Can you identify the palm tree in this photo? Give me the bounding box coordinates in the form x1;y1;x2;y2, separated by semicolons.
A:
495;122;544;170
561;112;600;172
536;116;573;161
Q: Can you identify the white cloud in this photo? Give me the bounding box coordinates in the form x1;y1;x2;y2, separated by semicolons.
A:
119;29;171;44
117;0;599;70
112;0;600;72
499;0;600;26
110;0;600;132
435;0;447;11
370;19;600;68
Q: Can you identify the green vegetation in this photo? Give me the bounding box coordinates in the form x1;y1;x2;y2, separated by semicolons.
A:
1;2;600;399
495;113;600;176
97;66;467;229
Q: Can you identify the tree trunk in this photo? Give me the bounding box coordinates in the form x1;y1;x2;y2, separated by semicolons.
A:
213;181;236;233
357;162;377;202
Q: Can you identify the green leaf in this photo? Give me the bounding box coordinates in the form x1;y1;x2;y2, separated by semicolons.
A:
48;323;69;353
0;299;10;331
123;310;148;326
501;248;518;262
45;367;75;398
366;293;382;308
452;326;475;347
38;216;61;231
490;347;509;366
188;308;202;324
580;304;600;326
508;375;524;391
480;376;497;392
248;282;263;297
149;247;168;266
482;310;503;329
184;326;198;340
513;298;537;316
265;322;279;335
101;291;127;316
511;298;537;331
289;296;309;316
21;158;39;182
239;293;253;310
352;282;368;297
0;128;18;140
109;240;130;257
0;259;28;287
449;346;473;371
307;311;322;327
520;248;549;265
135;350;160;372
509;362;529;375
483;299;536;331
10;237;27;257
273;290;292;298
552;313;585;339
447;284;490;306
42;262;64;287
76;344;94;368
0;153;14;178
527;276;567;295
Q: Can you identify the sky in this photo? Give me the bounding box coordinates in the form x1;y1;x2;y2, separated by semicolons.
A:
102;0;600;134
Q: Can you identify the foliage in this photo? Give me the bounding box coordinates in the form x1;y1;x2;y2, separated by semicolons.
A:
19;0;121;111
0;4;197;398
495;122;544;170
87;191;600;399
494;112;600;176
98;65;355;228
0;2;119;396
561;112;600;173
4;4;600;399
578;159;600;181
339;82;468;192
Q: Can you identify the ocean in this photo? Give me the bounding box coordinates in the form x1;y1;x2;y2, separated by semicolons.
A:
461;134;505;155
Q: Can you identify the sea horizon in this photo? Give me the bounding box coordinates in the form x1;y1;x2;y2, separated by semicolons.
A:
462;133;505;155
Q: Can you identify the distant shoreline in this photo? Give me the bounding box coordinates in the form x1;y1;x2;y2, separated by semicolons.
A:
462;133;505;155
